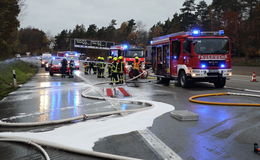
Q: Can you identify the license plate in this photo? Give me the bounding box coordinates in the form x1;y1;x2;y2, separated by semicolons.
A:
209;70;219;73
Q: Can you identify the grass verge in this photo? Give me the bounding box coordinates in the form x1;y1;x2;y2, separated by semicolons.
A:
0;60;37;100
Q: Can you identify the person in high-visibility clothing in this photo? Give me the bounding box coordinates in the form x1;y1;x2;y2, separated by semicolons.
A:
83;61;89;75
133;57;141;80
97;57;101;78
117;56;125;84
111;57;119;85
107;56;113;78
99;57;105;78
93;58;98;75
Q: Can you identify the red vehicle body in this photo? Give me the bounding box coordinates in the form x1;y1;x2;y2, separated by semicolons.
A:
150;30;232;88
109;44;147;78
49;58;70;76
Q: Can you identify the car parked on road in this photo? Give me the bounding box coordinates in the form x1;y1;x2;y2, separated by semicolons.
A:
49;58;65;76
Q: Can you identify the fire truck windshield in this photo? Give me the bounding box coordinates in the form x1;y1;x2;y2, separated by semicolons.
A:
193;38;229;54
125;50;144;58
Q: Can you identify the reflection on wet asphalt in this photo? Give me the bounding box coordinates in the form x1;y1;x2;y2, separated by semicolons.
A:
0;69;142;123
0;70;113;122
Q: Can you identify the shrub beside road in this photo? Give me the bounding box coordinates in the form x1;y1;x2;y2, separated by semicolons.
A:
0;60;37;100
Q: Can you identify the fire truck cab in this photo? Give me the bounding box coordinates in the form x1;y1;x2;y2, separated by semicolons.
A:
150;30;232;88
110;44;145;72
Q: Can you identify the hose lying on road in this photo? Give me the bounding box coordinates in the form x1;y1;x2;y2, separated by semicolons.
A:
0;136;141;160
0;69;154;160
189;92;260;106
0;70;154;127
0;138;50;160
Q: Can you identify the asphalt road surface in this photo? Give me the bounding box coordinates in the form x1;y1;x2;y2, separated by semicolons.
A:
0;59;260;160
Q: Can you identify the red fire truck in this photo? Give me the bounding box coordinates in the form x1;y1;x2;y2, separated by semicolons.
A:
150;30;232;88
110;44;147;78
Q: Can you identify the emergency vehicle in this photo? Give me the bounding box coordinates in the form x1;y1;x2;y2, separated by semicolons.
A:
110;44;147;78
64;51;80;70
150;30;232;88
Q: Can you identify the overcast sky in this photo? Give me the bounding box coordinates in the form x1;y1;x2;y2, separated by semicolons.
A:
19;0;212;36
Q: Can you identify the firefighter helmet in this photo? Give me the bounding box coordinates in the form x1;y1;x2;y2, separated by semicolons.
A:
108;56;113;59
113;57;118;61
135;57;139;59
118;56;123;60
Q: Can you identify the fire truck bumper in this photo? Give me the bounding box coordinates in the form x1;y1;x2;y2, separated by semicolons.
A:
189;69;232;80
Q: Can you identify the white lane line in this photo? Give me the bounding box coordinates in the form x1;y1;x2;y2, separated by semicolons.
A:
138;129;182;160
232;74;251;78
230;78;249;82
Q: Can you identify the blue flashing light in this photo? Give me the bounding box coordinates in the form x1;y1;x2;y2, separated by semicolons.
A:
75;53;78;56
65;53;69;56
219;30;225;35
150;41;153;45
123;44;129;50
52;57;56;60
201;64;207;68
192;29;201;36
220;64;225;68
173;56;177;59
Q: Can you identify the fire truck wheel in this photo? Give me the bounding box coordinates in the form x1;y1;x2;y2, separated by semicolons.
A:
179;71;189;88
214;78;226;88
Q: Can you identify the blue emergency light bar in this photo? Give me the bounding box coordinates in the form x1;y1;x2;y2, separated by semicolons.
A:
123;44;129;50
192;29;201;36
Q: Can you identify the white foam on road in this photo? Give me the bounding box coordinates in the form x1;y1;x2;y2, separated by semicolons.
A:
0;101;174;151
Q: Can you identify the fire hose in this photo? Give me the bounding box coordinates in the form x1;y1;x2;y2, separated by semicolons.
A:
0;138;50;160
0;69;155;160
189;92;260;106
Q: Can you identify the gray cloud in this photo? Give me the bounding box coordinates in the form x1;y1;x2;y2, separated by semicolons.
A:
20;0;212;35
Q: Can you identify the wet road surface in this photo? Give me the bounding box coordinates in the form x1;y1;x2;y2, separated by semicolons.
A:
1;60;260;160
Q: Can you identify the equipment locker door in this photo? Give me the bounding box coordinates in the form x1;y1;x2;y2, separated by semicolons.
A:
171;40;181;76
163;44;170;75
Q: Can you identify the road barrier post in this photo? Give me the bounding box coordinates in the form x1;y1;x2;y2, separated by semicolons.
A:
13;70;17;87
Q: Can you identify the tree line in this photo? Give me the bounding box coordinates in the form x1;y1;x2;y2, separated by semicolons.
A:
0;0;259;59
55;0;260;58
0;0;49;59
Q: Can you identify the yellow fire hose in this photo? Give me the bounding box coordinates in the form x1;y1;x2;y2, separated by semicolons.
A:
189;92;260;106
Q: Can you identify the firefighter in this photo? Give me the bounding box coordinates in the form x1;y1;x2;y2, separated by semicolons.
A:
68;59;75;78
97;57;101;78
133;57;141;80
107;56;113;78
93;59;97;75
61;58;68;78
83;61;89;75
111;57;119;85
100;57;105;78
117;56;125;84
89;60;94;75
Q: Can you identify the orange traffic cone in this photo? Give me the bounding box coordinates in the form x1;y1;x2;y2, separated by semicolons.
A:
251;72;257;82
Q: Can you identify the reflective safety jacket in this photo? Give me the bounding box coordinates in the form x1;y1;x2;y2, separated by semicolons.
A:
117;61;125;73
83;62;89;68
112;62;118;73
133;60;140;70
100;61;105;69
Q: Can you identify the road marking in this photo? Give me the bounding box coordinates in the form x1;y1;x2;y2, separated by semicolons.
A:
138;129;182;160
232;74;251;78
230;78;249;82
76;71;120;110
